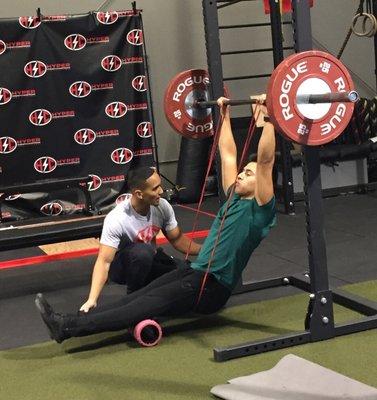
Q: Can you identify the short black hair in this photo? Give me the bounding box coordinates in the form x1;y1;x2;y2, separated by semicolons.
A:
238;153;257;172
246;153;258;164
127;166;156;191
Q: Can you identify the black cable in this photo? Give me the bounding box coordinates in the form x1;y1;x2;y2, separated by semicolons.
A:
366;0;372;14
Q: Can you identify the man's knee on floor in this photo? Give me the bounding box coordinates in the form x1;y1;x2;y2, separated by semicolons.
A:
109;243;154;285
128;243;155;264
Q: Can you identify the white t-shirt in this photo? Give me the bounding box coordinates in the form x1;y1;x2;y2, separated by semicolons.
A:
100;197;178;250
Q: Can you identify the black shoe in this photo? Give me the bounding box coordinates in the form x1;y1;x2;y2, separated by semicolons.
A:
35;293;68;344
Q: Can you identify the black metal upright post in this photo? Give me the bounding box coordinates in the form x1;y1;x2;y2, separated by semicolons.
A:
291;0;335;340
202;0;227;203
373;0;377;91
202;0;225;122
269;0;295;215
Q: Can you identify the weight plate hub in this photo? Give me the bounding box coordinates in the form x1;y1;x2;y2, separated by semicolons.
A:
164;69;215;139
266;50;355;146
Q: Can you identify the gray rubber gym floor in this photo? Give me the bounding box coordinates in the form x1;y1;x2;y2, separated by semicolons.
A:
1;191;377;350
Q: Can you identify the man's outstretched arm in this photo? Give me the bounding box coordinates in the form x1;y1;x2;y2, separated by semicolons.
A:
217;97;238;195
255;121;276;206
80;244;117;312
165;226;201;255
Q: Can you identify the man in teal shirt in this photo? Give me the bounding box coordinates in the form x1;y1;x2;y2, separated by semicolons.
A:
190;96;276;291
35;96;276;343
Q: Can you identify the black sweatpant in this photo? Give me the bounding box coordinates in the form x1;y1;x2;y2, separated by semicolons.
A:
67;266;231;337
109;243;178;292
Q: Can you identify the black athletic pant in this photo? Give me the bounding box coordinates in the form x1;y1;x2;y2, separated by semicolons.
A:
67;266;231;338
109;243;178;292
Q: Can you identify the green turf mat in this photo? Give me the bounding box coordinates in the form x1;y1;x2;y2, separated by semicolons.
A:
1;280;376;400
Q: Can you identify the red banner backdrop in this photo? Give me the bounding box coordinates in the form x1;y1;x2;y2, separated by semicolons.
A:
0;10;155;221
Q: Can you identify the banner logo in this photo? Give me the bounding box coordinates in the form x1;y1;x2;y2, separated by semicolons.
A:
132;75;147;92
127;29;143;45
74;128;97;145
0;40;6;55
101;55;122;72
96;11;118;25
16;137;41;147
24;60;47;78
34;156;57;173
137;122;153;138
0;137;17;154
0;88;12;105
42;15;67;22
69;81;92;98
105;102;127;118
64;34;87;51
111;148;133;164
134;148;153;157
25;61;70;77
40;202;63;216
19;16;41;29
87;174;102;191
29;109;52;126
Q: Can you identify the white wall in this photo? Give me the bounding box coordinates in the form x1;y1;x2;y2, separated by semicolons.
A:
311;0;376;98
1;0;376;182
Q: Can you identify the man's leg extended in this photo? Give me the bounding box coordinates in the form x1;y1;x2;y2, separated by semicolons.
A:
36;266;205;341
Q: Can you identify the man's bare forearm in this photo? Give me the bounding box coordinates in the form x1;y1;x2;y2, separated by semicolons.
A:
218;106;237;160
257;122;276;164
173;235;202;255
87;259;110;302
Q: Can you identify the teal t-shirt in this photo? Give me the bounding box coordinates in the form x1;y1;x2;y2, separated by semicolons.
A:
190;194;276;290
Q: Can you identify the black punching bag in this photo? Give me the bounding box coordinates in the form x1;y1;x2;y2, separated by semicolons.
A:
176;137;212;203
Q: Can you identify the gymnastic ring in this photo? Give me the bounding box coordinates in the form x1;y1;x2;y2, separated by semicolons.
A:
351;13;370;37
362;13;377;37
352;13;377;37
133;319;162;347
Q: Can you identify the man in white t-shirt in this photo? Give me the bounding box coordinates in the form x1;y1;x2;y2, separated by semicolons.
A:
79;166;202;313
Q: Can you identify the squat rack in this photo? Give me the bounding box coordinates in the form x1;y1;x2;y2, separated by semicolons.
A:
203;0;295;214
202;0;377;362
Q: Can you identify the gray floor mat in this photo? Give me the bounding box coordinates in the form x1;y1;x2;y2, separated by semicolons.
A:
211;354;377;399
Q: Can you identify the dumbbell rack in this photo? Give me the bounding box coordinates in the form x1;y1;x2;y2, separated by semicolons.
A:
203;0;377;362
203;0;296;214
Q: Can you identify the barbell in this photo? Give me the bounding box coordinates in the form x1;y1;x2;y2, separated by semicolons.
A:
163;50;359;146
193;92;358;108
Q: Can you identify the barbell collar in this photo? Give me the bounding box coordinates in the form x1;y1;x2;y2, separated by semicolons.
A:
296;91;359;104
